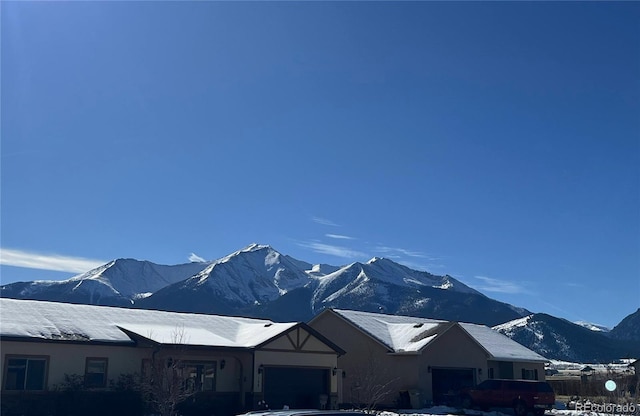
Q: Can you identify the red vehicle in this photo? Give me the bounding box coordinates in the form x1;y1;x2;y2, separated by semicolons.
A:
461;379;555;416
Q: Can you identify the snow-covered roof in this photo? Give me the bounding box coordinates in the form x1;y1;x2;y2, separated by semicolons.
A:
330;309;448;353
0;298;297;348
330;309;547;361
458;322;548;362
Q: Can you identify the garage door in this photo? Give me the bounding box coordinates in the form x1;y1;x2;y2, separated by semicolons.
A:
264;367;330;409
432;368;475;406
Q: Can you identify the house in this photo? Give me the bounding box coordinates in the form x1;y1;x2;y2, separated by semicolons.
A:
308;309;548;409
0;299;344;413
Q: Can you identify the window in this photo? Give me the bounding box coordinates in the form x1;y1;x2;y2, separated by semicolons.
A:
4;356;48;391
85;358;108;388
183;361;216;392
521;368;538;380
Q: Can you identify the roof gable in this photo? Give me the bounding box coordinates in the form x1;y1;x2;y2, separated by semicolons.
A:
259;325;342;354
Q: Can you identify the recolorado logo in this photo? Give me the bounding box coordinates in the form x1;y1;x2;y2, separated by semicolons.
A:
575;402;638;415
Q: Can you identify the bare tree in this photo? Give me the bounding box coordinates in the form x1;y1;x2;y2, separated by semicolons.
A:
140;326;196;416
348;347;400;412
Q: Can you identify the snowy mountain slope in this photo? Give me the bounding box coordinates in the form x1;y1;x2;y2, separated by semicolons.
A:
609;308;640;341
574;321;611;333
138;244;312;313
308;257;528;326
0;259;209;306
494;313;640;362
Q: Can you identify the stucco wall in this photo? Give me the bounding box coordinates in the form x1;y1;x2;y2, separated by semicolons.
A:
0;340;253;394
309;312;417;408
418;324;489;403
1;340;149;389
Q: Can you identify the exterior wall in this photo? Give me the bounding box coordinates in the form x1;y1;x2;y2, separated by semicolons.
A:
487;360;546;381
418;324;489;405
1;340;149;390
309;311;418;408
513;361;546;381
1;339;254;396
152;348;254;394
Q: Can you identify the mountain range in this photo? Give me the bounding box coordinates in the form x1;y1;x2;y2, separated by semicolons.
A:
1;243;638;362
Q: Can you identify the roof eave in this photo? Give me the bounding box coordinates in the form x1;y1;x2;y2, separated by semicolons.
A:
0;335;136;347
491;356;549;363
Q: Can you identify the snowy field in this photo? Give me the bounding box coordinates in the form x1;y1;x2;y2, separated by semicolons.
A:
377;404;640;416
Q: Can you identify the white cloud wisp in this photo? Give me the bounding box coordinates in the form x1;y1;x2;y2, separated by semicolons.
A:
0;248;106;273
473;275;526;294
312;216;340;227
325;234;355;240
298;242;367;259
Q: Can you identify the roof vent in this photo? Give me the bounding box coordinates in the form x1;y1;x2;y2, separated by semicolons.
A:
413;323;424;328
264;323;272;327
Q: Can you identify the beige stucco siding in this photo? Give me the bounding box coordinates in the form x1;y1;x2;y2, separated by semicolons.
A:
1;340;255;394
418;324;489;404
1;340;148;389
309;311;416;407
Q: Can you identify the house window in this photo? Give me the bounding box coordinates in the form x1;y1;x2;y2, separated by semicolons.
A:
85;358;108;388
4;356;48;391
183;361;216;392
521;369;538;380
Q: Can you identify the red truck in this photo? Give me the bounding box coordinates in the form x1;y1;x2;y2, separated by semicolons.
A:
461;379;555;416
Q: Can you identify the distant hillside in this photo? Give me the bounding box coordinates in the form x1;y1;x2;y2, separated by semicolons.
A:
609;309;640;341
494;313;640;362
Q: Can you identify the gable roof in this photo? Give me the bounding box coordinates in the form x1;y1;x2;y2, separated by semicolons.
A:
316;309;449;353
321;309;547;362
0;298;298;349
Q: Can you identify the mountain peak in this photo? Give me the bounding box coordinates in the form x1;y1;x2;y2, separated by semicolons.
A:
240;243;272;253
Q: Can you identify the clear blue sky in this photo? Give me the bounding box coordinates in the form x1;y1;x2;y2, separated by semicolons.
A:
2;1;638;329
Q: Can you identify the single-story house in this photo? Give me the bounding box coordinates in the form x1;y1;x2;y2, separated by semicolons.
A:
309;309;548;409
0;298;344;412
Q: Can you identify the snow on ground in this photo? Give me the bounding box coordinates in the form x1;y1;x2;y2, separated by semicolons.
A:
377;405;640;416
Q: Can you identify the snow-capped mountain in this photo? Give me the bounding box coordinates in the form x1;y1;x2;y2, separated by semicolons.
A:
137;244;314;315
309;257;527;325
1;243;528;326
494;313;640;363
0;259;210;306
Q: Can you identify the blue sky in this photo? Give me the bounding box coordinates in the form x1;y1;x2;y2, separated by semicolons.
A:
1;1;638;329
